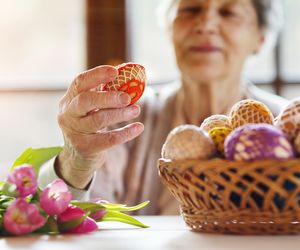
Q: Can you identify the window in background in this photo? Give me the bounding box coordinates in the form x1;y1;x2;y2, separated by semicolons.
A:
126;0;179;84
0;0;86;89
281;0;300;82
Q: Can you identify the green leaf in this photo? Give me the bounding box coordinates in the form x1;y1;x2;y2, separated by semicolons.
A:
1;182;18;197
0;195;15;209
101;211;149;228
101;201;150;212
36;216;59;235
0;214;3;231
71;200;150;213
11;147;62;176
58;215;87;233
70;201;106;213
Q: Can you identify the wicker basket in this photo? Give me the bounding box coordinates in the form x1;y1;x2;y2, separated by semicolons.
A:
158;158;300;234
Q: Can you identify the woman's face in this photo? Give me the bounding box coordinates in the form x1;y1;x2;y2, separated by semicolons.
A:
172;0;264;83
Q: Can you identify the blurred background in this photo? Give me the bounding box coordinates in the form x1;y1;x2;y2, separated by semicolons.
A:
0;0;299;179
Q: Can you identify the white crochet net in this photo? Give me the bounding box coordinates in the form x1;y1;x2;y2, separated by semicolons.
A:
105;64;146;91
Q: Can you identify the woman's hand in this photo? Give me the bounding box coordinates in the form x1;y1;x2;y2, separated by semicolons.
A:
56;65;144;189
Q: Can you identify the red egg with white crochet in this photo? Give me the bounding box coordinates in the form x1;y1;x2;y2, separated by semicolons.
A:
102;63;146;105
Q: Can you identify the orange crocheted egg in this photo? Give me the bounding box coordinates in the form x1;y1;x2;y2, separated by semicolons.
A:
274;98;300;140
208;126;232;155
229;99;274;129
200;114;231;132
161;125;215;161
102;63;146;105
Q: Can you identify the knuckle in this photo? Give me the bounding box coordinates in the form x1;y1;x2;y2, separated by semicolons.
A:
71;72;86;95
75;72;87;86
102;92;111;107
104;91;119;107
57;114;67;128
91;111;107;129
106;132;122;146
123;127;133;140
76;92;89;108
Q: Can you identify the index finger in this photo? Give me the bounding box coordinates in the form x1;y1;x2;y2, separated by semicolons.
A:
68;65;118;98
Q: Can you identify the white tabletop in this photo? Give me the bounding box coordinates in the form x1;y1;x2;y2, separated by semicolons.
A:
1;216;300;250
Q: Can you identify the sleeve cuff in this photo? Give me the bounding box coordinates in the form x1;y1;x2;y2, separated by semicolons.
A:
38;156;94;201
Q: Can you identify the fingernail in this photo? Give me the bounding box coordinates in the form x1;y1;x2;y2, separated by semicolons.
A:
129;105;140;116
119;93;131;105
108;67;118;77
134;124;144;133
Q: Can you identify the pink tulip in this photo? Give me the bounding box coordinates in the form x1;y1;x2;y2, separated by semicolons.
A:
88;198;108;220
3;198;46;235
89;209;106;221
57;205;97;234
40;179;72;216
66;216;98;234
57;205;85;223
7;165;37;197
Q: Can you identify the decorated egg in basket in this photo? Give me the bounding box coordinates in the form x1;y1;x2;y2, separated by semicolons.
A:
274;98;300;140
200;114;231;132
224;123;295;161
294;132;300;155
208;126;232;155
161;124;215;161
102;63;146;105
229;99;274;129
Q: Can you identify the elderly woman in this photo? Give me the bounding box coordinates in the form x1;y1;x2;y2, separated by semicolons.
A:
39;0;287;214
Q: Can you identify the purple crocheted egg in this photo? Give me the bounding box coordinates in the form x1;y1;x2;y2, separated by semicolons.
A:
224;123;295;161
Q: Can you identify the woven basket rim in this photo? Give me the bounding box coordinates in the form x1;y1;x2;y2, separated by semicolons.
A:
158;158;300;171
158;157;300;164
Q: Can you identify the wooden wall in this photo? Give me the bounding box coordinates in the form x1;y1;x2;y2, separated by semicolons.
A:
86;0;126;69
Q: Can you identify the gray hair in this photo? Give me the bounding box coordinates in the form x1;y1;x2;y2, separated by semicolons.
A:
156;0;284;49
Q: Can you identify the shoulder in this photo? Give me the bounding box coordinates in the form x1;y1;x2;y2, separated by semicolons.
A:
245;82;288;117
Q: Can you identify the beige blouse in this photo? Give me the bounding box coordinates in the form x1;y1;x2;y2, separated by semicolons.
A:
39;81;288;215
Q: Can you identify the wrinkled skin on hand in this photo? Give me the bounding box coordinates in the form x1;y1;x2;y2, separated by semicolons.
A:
56;65;144;189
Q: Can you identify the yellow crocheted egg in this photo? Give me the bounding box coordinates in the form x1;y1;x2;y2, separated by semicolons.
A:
161;125;216;161
274;98;300;140
200;114;231;132
229;99;274;129
208;126;232;155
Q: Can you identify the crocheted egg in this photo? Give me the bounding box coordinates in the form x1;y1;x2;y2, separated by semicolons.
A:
200;114;231;132
224;123;294;161
102;63;146;105
274;98;300;140
161;125;215;161
208;126;232;155
294;132;300;155
229;99;274;129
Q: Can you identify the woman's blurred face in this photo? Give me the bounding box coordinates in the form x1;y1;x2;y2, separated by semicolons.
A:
172;0;264;83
